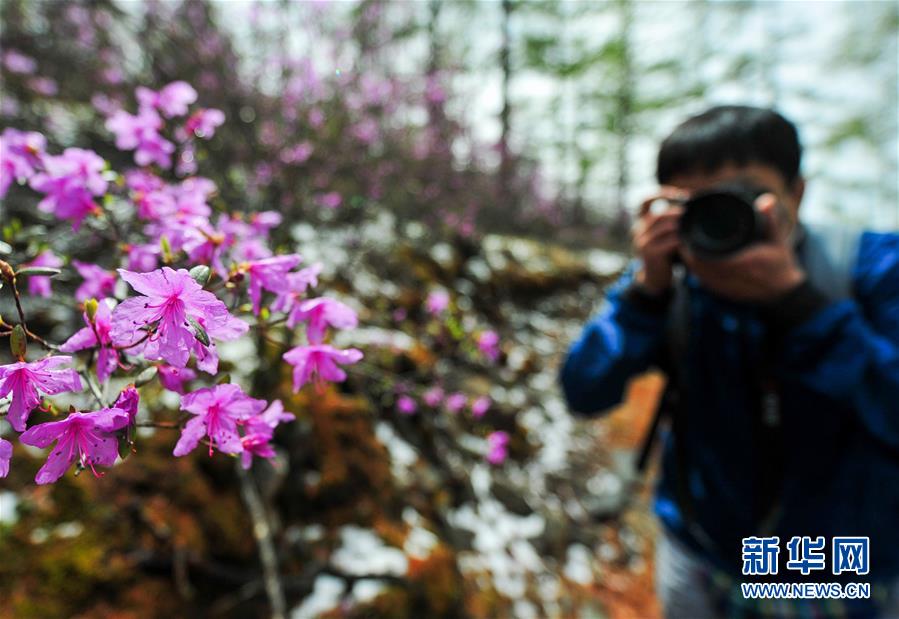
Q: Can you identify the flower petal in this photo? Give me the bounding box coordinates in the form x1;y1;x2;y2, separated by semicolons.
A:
173;416;206;456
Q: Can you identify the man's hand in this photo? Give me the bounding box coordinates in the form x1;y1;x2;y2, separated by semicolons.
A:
680;193;805;302
632;189;687;295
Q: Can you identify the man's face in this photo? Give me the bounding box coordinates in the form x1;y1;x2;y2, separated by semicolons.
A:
663;162;805;233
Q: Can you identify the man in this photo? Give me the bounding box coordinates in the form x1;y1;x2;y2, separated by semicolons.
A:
560;106;899;618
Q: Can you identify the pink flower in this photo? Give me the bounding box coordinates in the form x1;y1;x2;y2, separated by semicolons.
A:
477;330;500;363
28;77;58;96
138;82;197;118
270;265;323;316
242;254;303;315
397;395;417;415
180;218;235;278
423;386;444;408
0;438;11;478
486;431;509;465
59;298;119;382
239;400;295;469
123;243;160;272
72;261;117;302
0;128;45;197
239;433;277;469
3;50;37;74
249;211;282;235
24;250;63;298
184;108;225;138
106;106;175;168
173;384;266;457
111;267;249;370
288;297;358;342
19;407;130;484
279;142;313;165
318;192;342;209
471;396;491;419
29;148;107;229
244;399;295;435
444;392;467;414
113;385;140;424
350;118;379;144
426;290;449;316
156;365;197;394
425;74;447;104
282;345;363;392
0;356;83;432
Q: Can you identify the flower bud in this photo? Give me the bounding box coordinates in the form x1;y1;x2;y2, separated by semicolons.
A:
189;265;211;287
0;260;14;283
85;298;100;322
10;324;27;360
160;236;173;264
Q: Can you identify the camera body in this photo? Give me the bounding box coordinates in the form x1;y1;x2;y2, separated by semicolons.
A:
678;181;769;259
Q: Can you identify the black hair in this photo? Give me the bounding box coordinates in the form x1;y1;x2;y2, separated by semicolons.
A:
656;105;802;186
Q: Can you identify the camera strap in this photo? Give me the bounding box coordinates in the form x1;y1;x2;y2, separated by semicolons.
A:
753;222;862;535
635;269;720;554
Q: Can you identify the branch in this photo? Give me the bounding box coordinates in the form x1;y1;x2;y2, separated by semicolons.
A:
235;461;287;619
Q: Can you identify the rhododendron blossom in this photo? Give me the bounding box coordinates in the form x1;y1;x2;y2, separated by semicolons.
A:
184;108;225;138
156;365;197;394
426;290;449;316
111;267;248;370
2;49;37;74
238;399;295;469
288;297;358;342
59;298;119;382
241;254;302;315
172;384;266;457
423;386;444;408
113;385;140;424
0;438;12;478
397;395;417;415
19;406;130;484
106;106;175;169
137;81;197;118
0;356;83;432
24;250;63;298
270;265;323;316
444;392;467;414
486;431;510;465
72;261;117;302
0;128;45;197
282;344;363;392
29;147;108;229
471;396;491;419
477;330;500;363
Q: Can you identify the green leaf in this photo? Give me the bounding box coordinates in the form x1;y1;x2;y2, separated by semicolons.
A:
16;266;62;278
186;315;210;346
135;366;158;387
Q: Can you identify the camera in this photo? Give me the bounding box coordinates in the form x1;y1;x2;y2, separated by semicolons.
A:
678;181;768;259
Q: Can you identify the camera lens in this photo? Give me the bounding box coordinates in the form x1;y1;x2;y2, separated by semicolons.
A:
680;184;765;258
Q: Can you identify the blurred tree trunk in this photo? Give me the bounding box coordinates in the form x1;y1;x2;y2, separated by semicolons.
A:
498;0;513;211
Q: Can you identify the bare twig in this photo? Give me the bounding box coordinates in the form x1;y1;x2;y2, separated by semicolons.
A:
235;461;287;619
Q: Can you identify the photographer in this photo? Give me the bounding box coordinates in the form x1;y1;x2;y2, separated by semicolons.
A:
560;106;899;618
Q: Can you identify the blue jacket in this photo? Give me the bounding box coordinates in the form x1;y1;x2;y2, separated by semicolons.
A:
560;230;899;583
